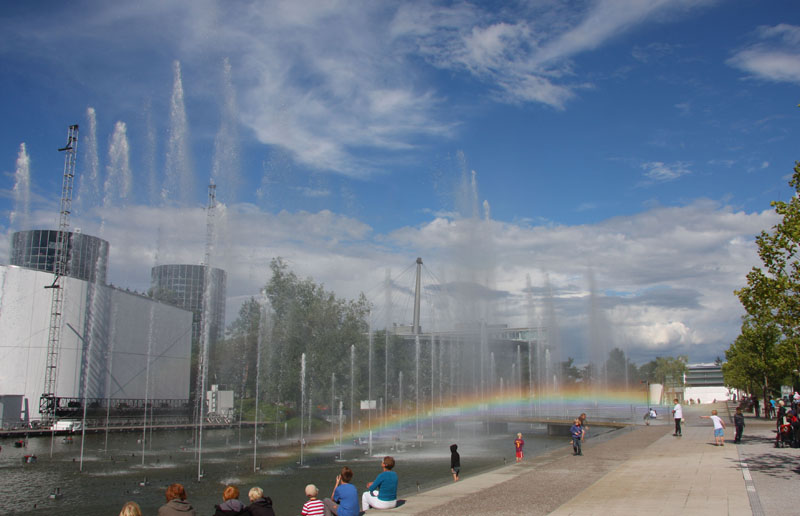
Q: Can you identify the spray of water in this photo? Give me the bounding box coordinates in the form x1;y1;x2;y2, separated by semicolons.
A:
163;60;193;205
11;143;30;230
76;107;99;214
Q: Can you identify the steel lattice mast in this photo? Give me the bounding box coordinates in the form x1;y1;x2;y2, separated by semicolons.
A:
40;124;79;422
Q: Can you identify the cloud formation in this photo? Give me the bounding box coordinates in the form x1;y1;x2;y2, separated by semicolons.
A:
727;24;800;84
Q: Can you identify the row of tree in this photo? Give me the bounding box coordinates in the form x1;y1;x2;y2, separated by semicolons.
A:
723;162;800;414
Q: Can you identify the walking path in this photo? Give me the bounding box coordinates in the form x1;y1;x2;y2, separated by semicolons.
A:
383;402;796;516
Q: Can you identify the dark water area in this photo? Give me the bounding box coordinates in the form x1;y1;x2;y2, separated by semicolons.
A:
0;423;615;515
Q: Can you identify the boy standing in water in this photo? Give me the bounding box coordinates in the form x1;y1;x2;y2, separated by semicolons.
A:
449;444;460;482
514;433;524;463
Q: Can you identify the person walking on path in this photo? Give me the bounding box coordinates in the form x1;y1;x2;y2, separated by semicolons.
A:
449;444;460;482
361;456;398;511
672;399;683;436
733;407;745;443
700;409;726;446
570;419;583;455
514;433;524;463
323;467;358;516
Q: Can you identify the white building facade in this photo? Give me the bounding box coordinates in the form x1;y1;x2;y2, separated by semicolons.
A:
0;265;193;422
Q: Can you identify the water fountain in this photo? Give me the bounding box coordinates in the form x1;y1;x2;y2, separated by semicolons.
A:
0;60;651;516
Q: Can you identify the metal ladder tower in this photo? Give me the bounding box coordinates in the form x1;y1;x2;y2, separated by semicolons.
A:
40;124;79;422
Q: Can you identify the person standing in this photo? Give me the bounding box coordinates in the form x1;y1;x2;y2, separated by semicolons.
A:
323;467;358;516
672;398;683;436
514;433;524;463
733;407;745;443
700;409;726;446
449;444;460;482
578;413;588;440
570;419;583;456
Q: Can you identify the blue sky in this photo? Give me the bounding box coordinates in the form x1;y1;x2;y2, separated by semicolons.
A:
1;0;799;365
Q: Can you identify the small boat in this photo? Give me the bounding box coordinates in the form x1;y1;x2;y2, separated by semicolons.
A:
62;436;73;444
23;455;37;464
138;477;150;487
13;440;25;448
48;488;63;500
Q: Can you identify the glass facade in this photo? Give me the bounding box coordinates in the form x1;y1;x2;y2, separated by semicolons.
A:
10;230;109;283
150;264;227;347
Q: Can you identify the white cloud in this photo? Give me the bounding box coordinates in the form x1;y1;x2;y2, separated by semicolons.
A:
0;197;774;363
641;161;692;181
727;24;800;84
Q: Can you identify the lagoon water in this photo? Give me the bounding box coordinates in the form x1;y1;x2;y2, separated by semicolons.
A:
0;422;612;515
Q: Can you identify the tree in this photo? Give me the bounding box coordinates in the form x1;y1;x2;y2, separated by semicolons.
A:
722;316;784;417
560;358;581;386
262;258;370;421
736;162;800;373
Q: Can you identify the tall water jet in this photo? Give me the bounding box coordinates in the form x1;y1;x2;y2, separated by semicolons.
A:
11;143;30;230
101;121;131;233
398;371;403;417
299;353;306;466
163;60;193;205
384;269;391;422
196;184;219;481
76;107;99;213
254;292;268;472
415;335;420;437
211;57;241;199
350;344;355;431
368;313;373;445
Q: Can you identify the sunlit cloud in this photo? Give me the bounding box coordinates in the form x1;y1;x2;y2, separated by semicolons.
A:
727;24;800;84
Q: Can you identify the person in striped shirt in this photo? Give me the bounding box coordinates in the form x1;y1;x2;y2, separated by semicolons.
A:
302;484;325;516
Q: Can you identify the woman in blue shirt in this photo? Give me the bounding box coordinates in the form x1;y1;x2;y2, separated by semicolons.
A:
361;456;398;511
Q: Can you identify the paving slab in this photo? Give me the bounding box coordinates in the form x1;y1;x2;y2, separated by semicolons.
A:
370;403;799;516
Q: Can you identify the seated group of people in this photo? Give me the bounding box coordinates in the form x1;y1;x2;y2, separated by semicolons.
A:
117;455;399;516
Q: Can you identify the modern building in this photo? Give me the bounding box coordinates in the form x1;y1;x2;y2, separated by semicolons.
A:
684;363;729;403
150;263;227;351
10;229;110;283
0;264;193;422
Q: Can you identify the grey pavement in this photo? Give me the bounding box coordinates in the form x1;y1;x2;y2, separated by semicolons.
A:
370;402;798;516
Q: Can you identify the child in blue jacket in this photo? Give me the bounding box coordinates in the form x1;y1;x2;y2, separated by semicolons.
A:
570;419;583;456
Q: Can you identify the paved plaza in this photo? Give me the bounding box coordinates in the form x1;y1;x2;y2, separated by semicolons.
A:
385;403;796;516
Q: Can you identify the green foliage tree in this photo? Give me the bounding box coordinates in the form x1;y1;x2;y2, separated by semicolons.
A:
722;316;784;417
262;258;370;421
735;162;800;380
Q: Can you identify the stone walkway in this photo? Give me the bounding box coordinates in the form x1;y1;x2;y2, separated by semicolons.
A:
379;403;798;516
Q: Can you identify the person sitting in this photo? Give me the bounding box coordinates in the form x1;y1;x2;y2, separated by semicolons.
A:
119;501;142;516
244;487;275;516
361;456;398;511
158;483;197;516
214;485;245;516
302;484;325;516
323;466;358;516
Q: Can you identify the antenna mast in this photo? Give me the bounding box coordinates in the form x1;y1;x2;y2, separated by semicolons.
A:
40;124;79;422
